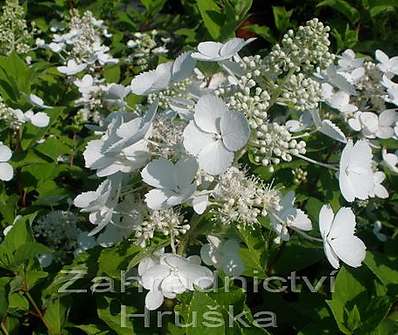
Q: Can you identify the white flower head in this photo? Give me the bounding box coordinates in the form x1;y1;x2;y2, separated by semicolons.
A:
319;205;366;269
338;49;363;72
183;95;250;175
73;176;121;235
200;236;244;277
371;171;388;199
339;139;374;202
348;110;398;139
83;102;157;177
270;191;312;242
0;143;13;181
311;109;347;143
29;94;51;109
191;37;256;62
131;52;196;95
141;157;198;210
321;83;357;114
382;148;398;174
139;253;214;310
23;110;50;128
57;59;87;75
375;50;398;77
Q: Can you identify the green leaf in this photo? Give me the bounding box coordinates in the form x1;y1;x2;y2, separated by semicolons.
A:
272;6;293;32
140;0;167;16
246;25;276;44
196;0;223;40
317;0;360;23
0;52;32;100
43;298;68;335
364;251;398;287
0;278;10;319
97;296;135;335
178;289;271;334
103;64;121;83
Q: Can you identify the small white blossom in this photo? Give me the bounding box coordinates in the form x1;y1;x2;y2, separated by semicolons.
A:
183;95;250;175
339;139;374;202
0;142;13;181
191;37;255;62
141;158;198;210
375;50;398;77
270;191;312;242
319;205;366;269
83;103;157;177
382;148;398;174
138;253;214;310
200;236;244;276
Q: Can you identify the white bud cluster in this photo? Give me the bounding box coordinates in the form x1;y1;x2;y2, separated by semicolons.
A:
250;122;306;167
264;18;334;76
218;56;271;128
32;211;79;253
279;73;321;111
293;167;308;184
68;10;106;64
149;115;186;159
0;96;22;130
127;30;170;71
213;167;280;226
135;208;190;247
148;78;192;109
0;0;33;55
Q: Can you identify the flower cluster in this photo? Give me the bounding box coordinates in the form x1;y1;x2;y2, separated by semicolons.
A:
127;30;170;72
0;11;386;312
0;0;33;55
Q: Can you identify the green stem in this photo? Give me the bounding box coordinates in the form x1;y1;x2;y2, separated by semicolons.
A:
177;214;202;255
1;320;9;335
24;292;51;333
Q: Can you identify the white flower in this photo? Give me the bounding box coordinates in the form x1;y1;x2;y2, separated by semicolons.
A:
371;171;388;199
339;139;374;202
57;60;87;75
375;50;398;77
83;103;157;177
11;109;50;128
103;84;130;110
191;37;255;62
183;95;250;175
131;52;196;95
319;205;366;269
24;110;50;128
348;110;398;139
141;158;198;210
200;236;244;276
73;177;120;235
311;109;347;143
48;42;64;53
97;197;142;246
29;94;51;109
338;49;363;72
270;191;312;242
138;253;214;310
74;74;96;95
382;148;398;174
319;65;357;95
0;143;13;181
321;83;357;114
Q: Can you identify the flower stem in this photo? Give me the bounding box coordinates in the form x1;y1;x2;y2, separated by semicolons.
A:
24;291;51;332
294;153;338;171
290;227;323;242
